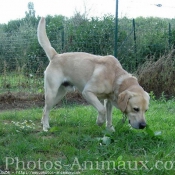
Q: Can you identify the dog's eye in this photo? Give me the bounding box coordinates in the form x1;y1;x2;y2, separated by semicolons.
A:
133;108;139;112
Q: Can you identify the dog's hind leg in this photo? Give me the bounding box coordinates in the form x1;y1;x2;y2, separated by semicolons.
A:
42;85;67;131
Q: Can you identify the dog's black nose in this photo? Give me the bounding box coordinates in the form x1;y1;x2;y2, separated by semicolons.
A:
139;122;146;129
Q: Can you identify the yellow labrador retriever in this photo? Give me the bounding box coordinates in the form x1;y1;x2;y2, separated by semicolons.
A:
37;17;150;132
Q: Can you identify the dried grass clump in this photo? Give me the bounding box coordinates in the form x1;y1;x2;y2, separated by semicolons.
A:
137;50;175;98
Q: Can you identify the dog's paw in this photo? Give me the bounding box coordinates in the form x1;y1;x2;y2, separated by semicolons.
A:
43;127;50;132
43;124;50;132
106;125;115;132
43;128;49;132
96;116;106;126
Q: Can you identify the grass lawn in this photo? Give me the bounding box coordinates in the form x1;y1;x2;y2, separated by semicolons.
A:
0;98;175;175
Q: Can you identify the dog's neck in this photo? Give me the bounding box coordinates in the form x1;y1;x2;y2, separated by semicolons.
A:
118;77;139;94
114;74;140;95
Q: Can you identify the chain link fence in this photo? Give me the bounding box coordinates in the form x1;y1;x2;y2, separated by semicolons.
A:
0;15;175;97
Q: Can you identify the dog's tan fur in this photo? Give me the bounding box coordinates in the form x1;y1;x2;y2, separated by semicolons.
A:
37;17;150;132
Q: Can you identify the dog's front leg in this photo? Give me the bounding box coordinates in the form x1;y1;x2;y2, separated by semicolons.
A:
105;100;115;132
82;90;106;126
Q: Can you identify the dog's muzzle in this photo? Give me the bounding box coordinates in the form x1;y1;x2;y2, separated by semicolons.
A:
139;122;146;129
129;120;146;129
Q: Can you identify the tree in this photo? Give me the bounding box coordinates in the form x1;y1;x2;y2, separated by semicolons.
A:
25;2;35;17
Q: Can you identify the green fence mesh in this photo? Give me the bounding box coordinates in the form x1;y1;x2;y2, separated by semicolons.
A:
0;15;175;95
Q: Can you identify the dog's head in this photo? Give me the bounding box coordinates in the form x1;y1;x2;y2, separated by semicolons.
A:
117;90;150;129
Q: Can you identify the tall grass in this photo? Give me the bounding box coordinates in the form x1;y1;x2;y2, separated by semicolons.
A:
137;49;175;98
0;72;44;94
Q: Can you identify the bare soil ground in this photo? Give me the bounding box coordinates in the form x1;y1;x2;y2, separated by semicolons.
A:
0;91;86;111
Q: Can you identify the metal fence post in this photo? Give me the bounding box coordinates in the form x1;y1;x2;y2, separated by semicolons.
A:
133;19;137;67
114;0;118;58
169;23;172;50
61;27;65;52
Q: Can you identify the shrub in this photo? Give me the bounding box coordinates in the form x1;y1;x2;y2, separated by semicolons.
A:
137;49;175;98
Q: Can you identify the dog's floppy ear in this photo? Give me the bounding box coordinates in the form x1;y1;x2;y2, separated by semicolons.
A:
144;91;150;101
117;90;133;112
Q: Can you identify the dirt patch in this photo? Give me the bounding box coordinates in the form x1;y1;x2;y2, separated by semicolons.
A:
0;91;87;111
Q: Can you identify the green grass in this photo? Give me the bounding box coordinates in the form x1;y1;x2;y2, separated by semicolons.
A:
0;73;44;93
0;99;175;175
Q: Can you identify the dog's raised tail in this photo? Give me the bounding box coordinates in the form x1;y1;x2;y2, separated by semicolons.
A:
37;17;57;60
